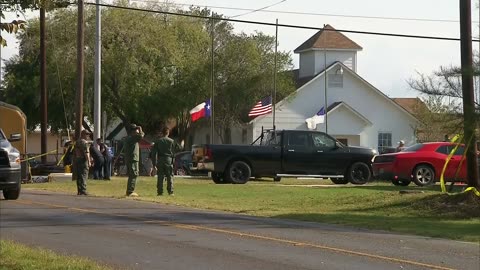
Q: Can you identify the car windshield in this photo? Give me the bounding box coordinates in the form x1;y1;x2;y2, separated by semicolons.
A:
401;143;424;152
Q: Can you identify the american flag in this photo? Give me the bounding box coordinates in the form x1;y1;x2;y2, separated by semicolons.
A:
248;96;272;117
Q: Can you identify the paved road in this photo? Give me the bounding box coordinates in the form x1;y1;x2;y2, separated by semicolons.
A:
1;190;478;270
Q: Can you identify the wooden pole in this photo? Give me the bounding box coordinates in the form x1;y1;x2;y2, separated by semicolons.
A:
324;25;328;133
210;17;215;144
273;19;278;130
459;0;479;188
40;7;48;163
75;0;85;140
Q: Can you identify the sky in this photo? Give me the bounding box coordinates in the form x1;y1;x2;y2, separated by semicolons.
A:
1;0;478;98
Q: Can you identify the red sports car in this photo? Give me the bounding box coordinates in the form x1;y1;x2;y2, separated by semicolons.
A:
372;142;475;186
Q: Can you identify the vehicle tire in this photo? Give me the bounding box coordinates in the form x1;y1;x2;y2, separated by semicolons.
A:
273;176;281;182
225;161;251;184
392;179;411;186
3;184;21;200
346;162;371;185
330;177;348;185
412;165;435;186
211;172;227;184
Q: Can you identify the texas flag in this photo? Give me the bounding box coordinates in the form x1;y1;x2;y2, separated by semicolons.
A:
189;99;211;122
305;107;325;130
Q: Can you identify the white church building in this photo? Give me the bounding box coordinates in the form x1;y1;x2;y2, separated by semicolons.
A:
192;25;419;152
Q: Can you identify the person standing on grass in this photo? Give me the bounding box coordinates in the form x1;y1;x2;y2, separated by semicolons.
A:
89;141;104;180
98;138;112;180
124;124;144;197
74;130;93;195
151;127;182;196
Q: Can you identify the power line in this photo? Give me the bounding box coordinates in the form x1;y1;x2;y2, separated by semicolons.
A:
229;0;287;19
128;0;478;24
84;2;480;42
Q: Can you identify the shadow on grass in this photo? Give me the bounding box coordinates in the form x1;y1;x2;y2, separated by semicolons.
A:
356;184;441;192
272;212;480;242
330;190;480;219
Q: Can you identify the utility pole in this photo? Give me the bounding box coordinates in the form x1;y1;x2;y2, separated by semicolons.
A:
94;0;102;141
75;0;85;140
0;15;2;89
40;7;48;164
273;19;278;130
324;25;328;134
210;17;215;144
459;0;479;188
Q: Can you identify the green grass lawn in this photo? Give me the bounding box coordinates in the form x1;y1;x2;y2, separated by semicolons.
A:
24;176;480;242
0;240;115;270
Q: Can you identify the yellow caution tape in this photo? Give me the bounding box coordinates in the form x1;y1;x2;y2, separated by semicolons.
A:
20;149;58;163
440;135;462;193
56;143;75;166
450;134;460;143
464;187;480;196
440;134;479;197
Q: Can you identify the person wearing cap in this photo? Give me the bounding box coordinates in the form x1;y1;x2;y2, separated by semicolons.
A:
74;130;93;195
396;140;405;152
123;123;144;197
150;126;182;196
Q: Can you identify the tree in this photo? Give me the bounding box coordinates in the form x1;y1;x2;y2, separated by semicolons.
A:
410;96;463;142
2;8;87;131
2;2;296;145
213;31;294;143
408;63;480;115
0;0;69;46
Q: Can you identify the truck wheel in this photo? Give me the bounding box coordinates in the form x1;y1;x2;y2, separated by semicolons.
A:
330;177;348;184
3;184;21;200
211;172;227;184
273;176;281;182
412;165;435;186
226;161;251;184
346;162;371;185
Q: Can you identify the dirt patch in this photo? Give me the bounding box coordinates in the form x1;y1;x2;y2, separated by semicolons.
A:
412;191;480;218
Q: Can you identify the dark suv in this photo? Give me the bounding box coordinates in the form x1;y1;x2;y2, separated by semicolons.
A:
0;129;22;200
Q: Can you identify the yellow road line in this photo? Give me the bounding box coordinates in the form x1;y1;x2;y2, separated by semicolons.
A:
14;199;455;270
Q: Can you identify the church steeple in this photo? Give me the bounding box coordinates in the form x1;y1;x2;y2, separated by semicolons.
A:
294;25;362;78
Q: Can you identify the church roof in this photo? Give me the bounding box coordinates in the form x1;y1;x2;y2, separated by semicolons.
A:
294;24;362;53
392;98;429;115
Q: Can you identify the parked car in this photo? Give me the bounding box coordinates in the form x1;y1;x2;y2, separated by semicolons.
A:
0;129;22;200
192;129;377;184
373;142;478;186
174;151;208;176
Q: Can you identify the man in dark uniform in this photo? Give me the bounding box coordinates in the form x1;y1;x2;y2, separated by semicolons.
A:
151;127;181;196
74;130;92;195
124;123;144;197
98;138;112;180
90;141;104;179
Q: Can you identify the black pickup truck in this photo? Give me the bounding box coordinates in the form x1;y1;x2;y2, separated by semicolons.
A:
192;129;378;184
0;129;22;200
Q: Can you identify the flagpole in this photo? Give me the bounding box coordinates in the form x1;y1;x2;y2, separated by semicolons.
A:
273;18;278;130
323;24;328;134
210;17;215;144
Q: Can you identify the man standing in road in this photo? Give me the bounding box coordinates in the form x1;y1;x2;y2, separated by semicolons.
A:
124;124;144;197
74;130;93;195
151;127;181;196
